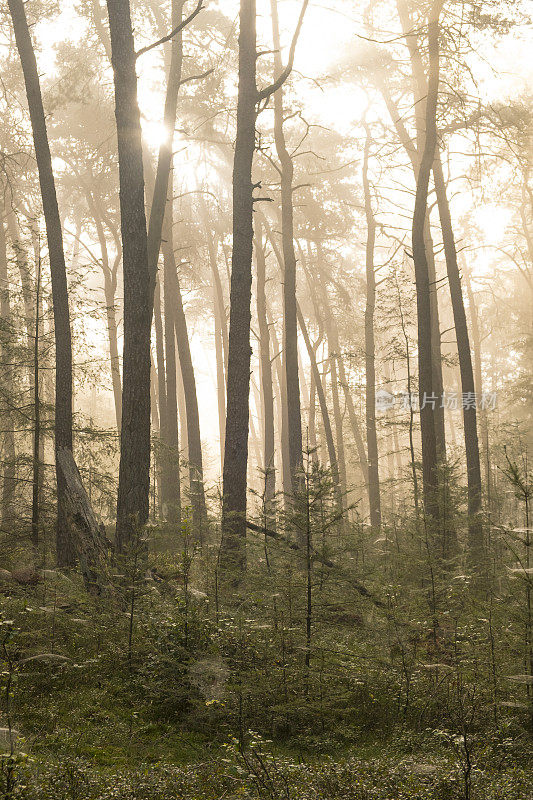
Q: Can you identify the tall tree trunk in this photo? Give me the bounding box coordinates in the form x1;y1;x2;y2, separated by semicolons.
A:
146;0;185;296
85;194;122;430
0;210;16;528
261;217;294;501
433;154;484;562
269;315;292;500
394;268;420;515
299;239;369;488
255;223;276;526
106;0;152;551
31;253;42;549
103;271;122;432
150;351;163;517
379;26;447;463
167;229;206;531
220;0;257;576
162;210;181;524
464;263;491;508
270;0;302;492
296;303;342;511
362;129;381;531
328;335;347;514
411;0;443;527
8;0;75;565
203;224;227;473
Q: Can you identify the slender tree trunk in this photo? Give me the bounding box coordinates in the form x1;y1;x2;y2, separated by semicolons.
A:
220;0;257;577
270;315;292;499
328;333;347;512
411;0;443;526
8;0;75;565
308;364;318;461
296;303;341;509
378;29;447;463
106;0;152;551
162;210;181;524
395;269;420;515
150;351;163;518
103;273;122;432
433;154;484;562
204;227;226;473
337;353;369;489
86;195;122;430
168;230;206;530
255;224;276;525
464;263;491;508
362;129;381;530
270;0;302;491
300;240;369;487
146;0;185;297
262;220;294;501
32;253;42;549
0;211;16;528
6;210;33;353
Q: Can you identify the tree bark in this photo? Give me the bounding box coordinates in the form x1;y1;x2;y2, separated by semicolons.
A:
8;0;76;565
106;0;152;551
220;0;257;577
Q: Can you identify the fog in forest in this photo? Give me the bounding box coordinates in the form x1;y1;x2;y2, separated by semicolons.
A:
0;0;532;797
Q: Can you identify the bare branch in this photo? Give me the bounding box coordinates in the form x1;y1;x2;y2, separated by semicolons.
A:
135;0;205;59
257;0;309;102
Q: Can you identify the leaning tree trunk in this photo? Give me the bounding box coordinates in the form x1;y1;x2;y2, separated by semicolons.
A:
8;0;75;566
219;0;258;578
362;129;382;531
411;0;443;527
433;154;484;563
270;0;302;493
106;0;152;552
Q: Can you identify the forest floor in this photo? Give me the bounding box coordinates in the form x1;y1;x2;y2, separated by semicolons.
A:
0;560;531;799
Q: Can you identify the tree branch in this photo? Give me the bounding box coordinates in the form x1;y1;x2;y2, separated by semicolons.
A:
256;0;309;102
135;0;205;59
